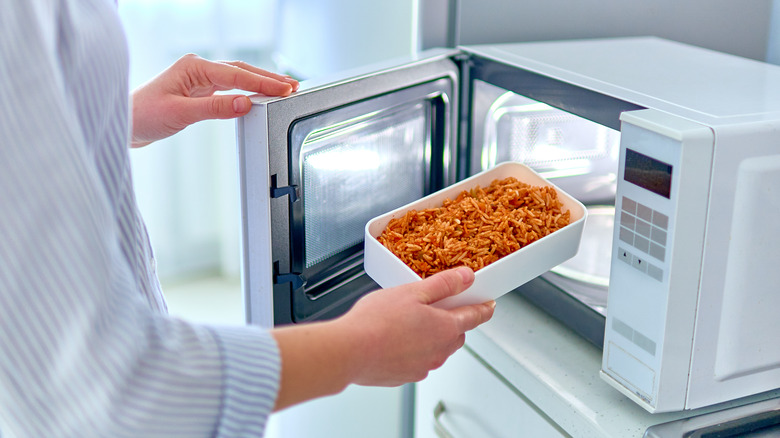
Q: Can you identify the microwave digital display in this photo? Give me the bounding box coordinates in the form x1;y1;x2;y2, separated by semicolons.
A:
624;148;673;198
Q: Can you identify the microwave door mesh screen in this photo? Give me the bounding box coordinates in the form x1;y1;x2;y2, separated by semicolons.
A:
301;104;427;269
476;84;620;203
497;112;616;167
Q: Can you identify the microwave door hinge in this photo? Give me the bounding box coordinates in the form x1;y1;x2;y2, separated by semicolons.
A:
270;176;299;203
272;260;306;290
271;185;299;202
274;271;306;290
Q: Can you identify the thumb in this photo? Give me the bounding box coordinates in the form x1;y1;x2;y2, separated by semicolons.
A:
230;95;252;116
415;267;475;305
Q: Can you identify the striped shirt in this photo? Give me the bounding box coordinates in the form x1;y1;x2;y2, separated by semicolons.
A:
0;1;279;436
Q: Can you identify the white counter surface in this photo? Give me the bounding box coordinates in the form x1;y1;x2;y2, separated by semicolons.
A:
467;291;780;438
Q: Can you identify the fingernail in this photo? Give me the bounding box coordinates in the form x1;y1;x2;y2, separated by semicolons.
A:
487;300;496;309
457;267;474;284
233;96;249;113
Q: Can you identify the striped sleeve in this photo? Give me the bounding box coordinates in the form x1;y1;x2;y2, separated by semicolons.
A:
211;328;281;435
0;1;280;437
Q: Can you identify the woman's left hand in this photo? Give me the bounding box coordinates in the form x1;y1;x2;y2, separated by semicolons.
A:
131;54;299;148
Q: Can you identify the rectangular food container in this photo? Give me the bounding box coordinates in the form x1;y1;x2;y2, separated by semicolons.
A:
364;161;588;309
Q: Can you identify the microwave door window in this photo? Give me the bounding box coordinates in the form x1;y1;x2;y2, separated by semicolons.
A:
302;105;426;269
290;97;434;299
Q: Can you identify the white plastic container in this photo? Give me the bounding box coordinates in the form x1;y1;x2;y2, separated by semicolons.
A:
364;161;588;309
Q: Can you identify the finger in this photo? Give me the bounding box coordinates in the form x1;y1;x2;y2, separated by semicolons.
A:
223;60;300;91
450;300;496;333
415;267;475;305
204;60;296;96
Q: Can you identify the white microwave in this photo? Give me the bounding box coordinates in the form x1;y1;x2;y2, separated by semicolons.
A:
588;43;780;413
237;36;780;414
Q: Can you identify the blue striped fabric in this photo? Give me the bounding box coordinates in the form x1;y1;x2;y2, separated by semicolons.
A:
0;1;279;437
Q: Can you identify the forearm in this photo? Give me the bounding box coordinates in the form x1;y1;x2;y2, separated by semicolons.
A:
271;319;361;411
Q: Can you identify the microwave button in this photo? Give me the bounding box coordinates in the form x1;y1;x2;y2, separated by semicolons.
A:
647;263;664;282
635;218;652;238
619;227;635;245
650;227;667;246
651;211;669;229
634;235;651;254
637;203;653;222
622;196;638;215
649;243;666;262
618;246;632;264
620;211;636;230
631;254;648;273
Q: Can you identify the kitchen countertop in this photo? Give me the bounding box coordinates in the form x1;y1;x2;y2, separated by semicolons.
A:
467;291;780;437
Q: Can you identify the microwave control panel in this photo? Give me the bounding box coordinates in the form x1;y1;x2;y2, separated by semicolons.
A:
602;109;713;413
616;171;670;283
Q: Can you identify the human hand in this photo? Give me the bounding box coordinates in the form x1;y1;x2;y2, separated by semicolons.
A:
339;267;496;387
271;267;495;411
130;54;299;148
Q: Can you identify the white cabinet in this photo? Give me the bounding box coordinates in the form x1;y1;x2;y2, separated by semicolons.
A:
267;385;403;438
415;347;566;438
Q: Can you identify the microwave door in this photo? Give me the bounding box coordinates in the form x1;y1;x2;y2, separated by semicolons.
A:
236;50;460;327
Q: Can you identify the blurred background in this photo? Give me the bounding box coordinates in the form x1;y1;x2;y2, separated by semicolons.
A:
120;0;278;284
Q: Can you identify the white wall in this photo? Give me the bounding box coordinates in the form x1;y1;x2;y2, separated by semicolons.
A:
451;0;773;61
273;0;417;79
276;0;778;79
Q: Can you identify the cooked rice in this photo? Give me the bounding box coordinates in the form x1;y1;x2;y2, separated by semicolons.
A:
378;176;571;278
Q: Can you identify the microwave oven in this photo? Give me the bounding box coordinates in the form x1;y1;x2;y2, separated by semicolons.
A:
236;36;780;414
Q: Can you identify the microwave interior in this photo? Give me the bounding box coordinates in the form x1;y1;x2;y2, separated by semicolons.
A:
467;79;623;346
469;79;621;204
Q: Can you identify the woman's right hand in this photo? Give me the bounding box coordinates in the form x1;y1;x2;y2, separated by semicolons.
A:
271;267;495;411
339;267;495;387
